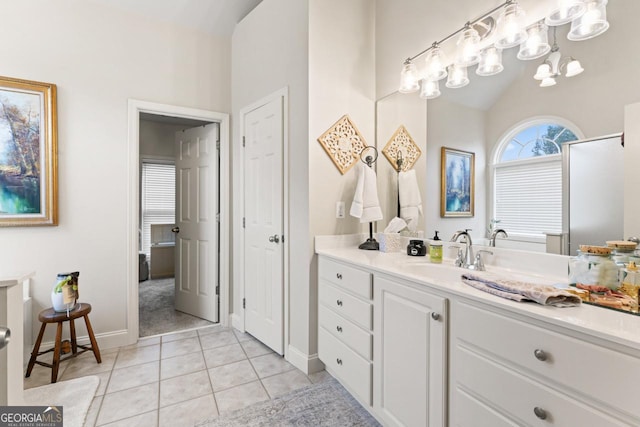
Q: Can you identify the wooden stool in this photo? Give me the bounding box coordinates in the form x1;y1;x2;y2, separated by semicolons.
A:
25;303;101;383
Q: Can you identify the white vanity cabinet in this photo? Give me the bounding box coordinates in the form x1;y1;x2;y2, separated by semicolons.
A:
374;274;448;427
450;299;640;427
318;257;373;405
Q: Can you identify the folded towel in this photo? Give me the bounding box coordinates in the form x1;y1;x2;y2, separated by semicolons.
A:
398;169;422;232
461;273;581;307
350;162;383;223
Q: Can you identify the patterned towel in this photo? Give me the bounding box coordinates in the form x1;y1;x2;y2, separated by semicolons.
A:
461;273;581;307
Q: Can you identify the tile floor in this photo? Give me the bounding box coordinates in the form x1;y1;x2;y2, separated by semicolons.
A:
24;325;332;426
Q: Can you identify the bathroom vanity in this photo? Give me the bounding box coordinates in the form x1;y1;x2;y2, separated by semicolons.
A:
316;238;640;427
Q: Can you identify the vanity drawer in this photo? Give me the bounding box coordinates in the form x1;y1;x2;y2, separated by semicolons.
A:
319;257;372;299
319;327;372;406
455;301;640;419
455;346;627;427
319;283;372;330
319;303;372;360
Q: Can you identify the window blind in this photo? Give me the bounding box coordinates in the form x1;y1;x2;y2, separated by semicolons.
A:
494;159;562;238
141;162;175;260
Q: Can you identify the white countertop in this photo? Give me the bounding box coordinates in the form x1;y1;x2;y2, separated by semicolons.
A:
316;245;640;352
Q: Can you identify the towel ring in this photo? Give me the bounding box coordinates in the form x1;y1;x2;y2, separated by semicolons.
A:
359;146;378;167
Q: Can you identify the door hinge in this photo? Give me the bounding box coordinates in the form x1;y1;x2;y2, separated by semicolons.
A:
216;285;220;295
242;217;245;228
216;140;220;150
281;235;285;243
242;298;246;309
215;212;220;223
242;136;246;147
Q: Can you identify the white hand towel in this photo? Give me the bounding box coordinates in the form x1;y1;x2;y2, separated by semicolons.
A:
399;169;422;232
350;163;383;223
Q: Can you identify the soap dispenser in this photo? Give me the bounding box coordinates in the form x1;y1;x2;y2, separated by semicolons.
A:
429;231;443;263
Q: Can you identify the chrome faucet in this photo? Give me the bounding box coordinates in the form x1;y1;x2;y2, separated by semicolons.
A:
489;228;508;247
450;229;474;268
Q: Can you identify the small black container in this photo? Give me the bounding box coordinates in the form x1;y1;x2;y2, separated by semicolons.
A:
407;240;426;256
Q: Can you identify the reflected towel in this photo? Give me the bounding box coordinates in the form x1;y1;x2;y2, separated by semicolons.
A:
399;170;422;232
461;273;581;307
350;163;383;223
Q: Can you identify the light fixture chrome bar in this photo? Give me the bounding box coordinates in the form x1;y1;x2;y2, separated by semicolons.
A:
407;0;513;62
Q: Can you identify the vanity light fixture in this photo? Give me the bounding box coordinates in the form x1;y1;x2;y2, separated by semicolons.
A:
476;46;504;76
446;64;470;89
424;43;449;81
517;21;551;60
420;79;441;99
398;58;420;93
546;0;586;26
567;0;609;41
533;27;584;87
495;1;528;48
456;24;481;66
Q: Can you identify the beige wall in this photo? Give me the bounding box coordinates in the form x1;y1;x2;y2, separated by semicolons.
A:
0;0;231;347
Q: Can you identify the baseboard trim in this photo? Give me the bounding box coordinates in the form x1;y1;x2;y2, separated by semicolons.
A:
231;313;244;332
35;329;129;354
287;344;325;375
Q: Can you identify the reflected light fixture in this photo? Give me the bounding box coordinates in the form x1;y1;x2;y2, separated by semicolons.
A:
446;64;469;89
420;79;441;99
398;58;420;93
568;0;609;41
517;21;551;60
456;24;481;66
495;1;528;48
533;27;583;87
546;0;586;26
424;43;449;81
476;46;504;76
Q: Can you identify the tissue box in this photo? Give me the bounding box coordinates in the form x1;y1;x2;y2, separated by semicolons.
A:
377;233;404;253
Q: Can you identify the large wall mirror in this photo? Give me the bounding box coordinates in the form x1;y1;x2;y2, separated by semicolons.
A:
376;0;640;253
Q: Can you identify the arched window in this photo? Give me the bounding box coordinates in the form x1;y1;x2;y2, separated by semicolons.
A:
492;118;582;239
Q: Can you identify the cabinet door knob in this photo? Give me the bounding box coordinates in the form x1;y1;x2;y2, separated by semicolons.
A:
534;349;547;361
336;326;343;332
431;312;441;321
533;407;547;420
336;358;343;365
336;273;343;279
336;300;343;307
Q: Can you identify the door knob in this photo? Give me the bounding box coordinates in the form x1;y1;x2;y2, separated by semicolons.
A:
268;235;280;243
171;226;180;233
0;327;10;350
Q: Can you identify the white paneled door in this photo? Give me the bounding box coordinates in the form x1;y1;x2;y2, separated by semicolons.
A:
174;123;219;322
243;97;284;355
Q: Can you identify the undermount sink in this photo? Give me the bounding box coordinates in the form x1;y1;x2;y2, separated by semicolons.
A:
398;259;463;283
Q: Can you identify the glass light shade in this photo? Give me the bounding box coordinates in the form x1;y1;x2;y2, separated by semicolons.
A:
546;0;586;26
398;59;420;93
445;64;469;89
534;63;552;80
456;27;481;66
565;58;584;77
420;79;441;99
517;22;551;60
424;45;449;81
476;47;504;76
540;77;557;87
495;3;528;48
568;0;609;41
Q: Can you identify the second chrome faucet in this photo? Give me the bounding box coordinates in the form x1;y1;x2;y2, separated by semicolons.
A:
450;229;492;271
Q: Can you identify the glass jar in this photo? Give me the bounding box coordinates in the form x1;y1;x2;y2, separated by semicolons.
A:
568;251;620;289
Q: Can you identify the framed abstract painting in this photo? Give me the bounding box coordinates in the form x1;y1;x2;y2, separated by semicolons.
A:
0;76;58;226
441;147;474;218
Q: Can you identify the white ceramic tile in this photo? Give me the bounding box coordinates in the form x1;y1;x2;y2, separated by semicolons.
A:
197;324;226;336
214;380;269;414
161;330;198;343
161;337;201;359
208;359;257;392
160;351;206;380
96;382;159;425
249;353;295;378
159;394;218;427
199;330;237;350
159;370;212;408
240;339;272;358
83;395;102;427
99;411;158;427
308;369;333;384
60;352;118;380
121;336;160;350
261;368;312;398
232;329;256;343
24;363;67;389
114;344;160;369
202;344;246;368
107;361;159;394
93;371;112;396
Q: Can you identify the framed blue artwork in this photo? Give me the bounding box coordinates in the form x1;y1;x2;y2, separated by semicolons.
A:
441;146;474;218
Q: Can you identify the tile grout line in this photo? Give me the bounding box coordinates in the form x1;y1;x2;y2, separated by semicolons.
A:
238;335;274;401
200;332;221;422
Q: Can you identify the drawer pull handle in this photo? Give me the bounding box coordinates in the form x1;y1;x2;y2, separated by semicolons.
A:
336;273;343;279
336;300;343;306
431;312;441;321
534;349;547;361
336;326;343;332
336;358;343;365
533;407;547;420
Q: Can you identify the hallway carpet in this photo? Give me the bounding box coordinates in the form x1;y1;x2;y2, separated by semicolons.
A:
138;278;213;336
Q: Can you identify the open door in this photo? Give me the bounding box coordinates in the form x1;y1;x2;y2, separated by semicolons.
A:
173;123;219;322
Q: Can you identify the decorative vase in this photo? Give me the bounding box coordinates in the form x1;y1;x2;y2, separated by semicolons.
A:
51;290;69;312
52;272;78;312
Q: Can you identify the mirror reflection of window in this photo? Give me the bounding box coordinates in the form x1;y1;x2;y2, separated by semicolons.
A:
493;119;580;240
